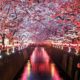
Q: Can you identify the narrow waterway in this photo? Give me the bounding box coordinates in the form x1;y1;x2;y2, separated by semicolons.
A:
19;47;62;80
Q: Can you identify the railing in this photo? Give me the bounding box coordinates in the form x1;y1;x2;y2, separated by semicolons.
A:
52;43;80;55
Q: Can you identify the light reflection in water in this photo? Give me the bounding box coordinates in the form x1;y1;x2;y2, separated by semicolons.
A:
20;47;61;80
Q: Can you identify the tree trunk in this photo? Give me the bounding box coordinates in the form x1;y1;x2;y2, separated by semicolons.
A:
2;33;5;48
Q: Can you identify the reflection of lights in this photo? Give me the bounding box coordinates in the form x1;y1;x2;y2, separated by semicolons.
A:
51;63;61;80
77;63;80;69
75;50;78;55
68;47;71;53
31;47;50;64
6;48;10;55
30;47;51;74
20;47;62;80
42;47;50;63
12;46;15;53
30;47;37;63
6;52;10;55
20;60;31;80
0;50;1;53
0;55;2;59
27;60;31;76
51;63;55;77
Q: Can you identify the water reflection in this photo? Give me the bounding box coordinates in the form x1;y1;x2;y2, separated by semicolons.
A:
20;47;61;80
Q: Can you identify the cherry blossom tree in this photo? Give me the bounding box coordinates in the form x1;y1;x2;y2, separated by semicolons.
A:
0;0;79;43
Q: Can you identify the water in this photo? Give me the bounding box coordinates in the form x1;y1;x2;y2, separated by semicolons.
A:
19;47;61;80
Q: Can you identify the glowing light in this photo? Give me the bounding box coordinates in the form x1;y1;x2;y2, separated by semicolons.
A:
27;60;31;77
20;47;62;80
68;47;71;53
4;38;9;46
0;55;2;59
12;46;15;53
6;48;10;55
51;63;55;77
51;63;61;80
